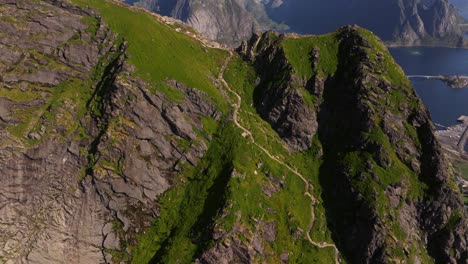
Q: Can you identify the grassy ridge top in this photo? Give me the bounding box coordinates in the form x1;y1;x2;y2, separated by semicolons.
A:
277;28;411;89
281;33;340;80
70;0;229;110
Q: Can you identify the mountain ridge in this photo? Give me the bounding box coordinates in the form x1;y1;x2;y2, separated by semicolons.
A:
126;0;287;46
127;0;467;48
0;0;466;263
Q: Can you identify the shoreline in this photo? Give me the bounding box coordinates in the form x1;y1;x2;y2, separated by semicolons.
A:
407;75;468;89
272;29;468;50
386;43;468;50
436;116;468;207
436;116;468;160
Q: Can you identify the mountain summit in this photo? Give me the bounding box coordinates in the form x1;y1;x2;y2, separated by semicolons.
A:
0;0;466;263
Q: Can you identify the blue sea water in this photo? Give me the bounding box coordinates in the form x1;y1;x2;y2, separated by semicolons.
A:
389;47;468;127
267;1;468;126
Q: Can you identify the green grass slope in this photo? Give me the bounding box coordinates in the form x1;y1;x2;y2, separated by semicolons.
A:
10;1;460;263
70;0;229;111
129;56;339;263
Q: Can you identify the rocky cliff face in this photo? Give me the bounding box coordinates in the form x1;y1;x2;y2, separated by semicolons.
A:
238;28;468;262
0;0;219;262
126;0;285;46
0;0;466;263
395;0;465;46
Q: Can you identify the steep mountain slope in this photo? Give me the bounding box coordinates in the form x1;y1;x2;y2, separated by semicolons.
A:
0;0;227;262
237;29;468;263
0;0;466;264
125;0;286;46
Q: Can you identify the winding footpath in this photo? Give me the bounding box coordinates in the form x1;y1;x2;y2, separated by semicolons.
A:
218;52;341;264
96;1;339;261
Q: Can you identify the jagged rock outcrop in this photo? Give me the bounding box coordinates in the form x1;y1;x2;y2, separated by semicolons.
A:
240;27;468;263
0;0;219;262
0;1;466;264
395;0;465;46
238;33;318;151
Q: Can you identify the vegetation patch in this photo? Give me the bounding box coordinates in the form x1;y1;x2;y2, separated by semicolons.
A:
131;123;242;263
70;0;229;111
282;33;339;80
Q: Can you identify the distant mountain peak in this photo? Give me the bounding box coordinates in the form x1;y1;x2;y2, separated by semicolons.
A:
127;0;466;48
0;1;466;263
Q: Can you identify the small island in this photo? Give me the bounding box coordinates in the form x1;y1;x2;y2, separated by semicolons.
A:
443;75;468;89
408;75;468;88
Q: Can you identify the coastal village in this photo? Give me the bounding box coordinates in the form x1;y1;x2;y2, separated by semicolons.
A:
437;116;468;207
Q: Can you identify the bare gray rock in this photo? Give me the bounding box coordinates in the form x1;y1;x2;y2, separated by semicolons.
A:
262;221;277;242
238;27;468;264
240;32;318;152
0;1;219;263
197;237;253;264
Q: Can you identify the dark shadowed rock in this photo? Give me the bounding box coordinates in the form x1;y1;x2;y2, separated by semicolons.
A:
0;1;466;264
0;0;219;262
